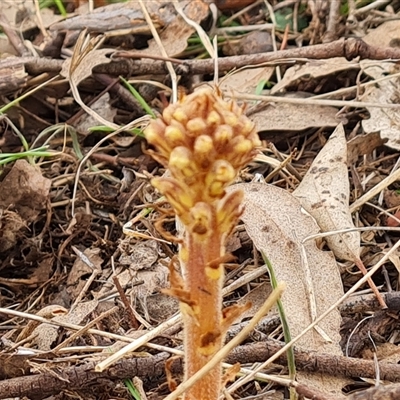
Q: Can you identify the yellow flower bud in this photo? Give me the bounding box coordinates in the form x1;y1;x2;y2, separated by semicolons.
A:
151;177;194;218
162;103;176;124
169;146;197;179
145;121;171;160
172;108;188;124
240;118;256;138
187;117;208;136
224;112;238;126
205;160;236;198
207;110;221;126
193;135;215;170
233;138;253;154
189;202;212;239
165;123;186;147
214;125;233;150
212;160;236;183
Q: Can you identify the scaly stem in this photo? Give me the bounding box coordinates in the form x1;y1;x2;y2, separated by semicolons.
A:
183;227;224;400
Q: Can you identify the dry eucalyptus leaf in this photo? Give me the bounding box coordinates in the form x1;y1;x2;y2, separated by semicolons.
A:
219;67;274;95
61;48;113;85
293;124;360;262
31;300;98;350
250;101;341;132
271;58;359;94
360;61;400;150
230;183;343;348
230;182;346;396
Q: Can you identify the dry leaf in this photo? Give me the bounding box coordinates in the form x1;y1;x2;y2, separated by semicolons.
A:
138;1;209;57
118;239;159;271
0;160;51;224
362;20;400;48
362;342;400;364
98;236;168;322
237;281;273;321
271;58;359;95
250;101;341;132
359;23;400;150
61;34;119;130
293;125;386;308
231;182;343;349
219;67;274;95
293;124;360;262
30;300;98;351
61;48;113;85
229;182;346;396
67;248;103;299
360;61;400;150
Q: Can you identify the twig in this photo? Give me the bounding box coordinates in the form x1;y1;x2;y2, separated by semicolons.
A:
15;38;400;78
3;337;400;399
139;0;178;102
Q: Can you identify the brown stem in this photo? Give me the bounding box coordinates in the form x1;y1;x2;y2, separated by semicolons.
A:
354;258;387;309
183;225;224;400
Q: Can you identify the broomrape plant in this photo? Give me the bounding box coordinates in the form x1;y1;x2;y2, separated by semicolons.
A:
145;87;261;400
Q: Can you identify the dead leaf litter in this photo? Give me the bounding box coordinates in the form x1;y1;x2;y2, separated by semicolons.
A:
1;1;400;399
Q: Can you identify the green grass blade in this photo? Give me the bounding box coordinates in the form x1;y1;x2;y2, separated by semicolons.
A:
53;0;67;16
119;76;156;118
123;378;141;400
261;251;296;382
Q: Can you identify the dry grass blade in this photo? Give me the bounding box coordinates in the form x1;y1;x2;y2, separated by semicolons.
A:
138;0;177;102
172;0;214;58
65;31;118;129
350;167;400;213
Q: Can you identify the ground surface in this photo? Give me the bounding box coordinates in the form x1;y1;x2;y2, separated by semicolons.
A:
1;1;400;399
